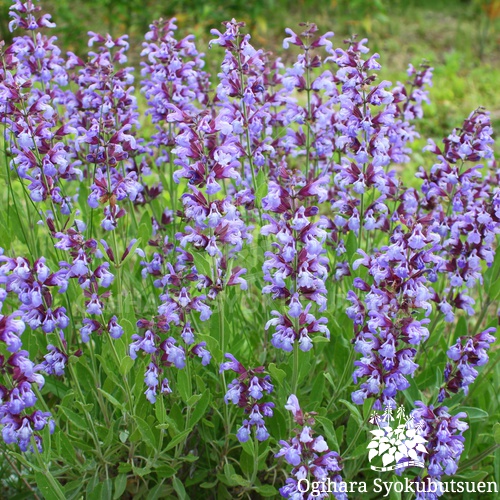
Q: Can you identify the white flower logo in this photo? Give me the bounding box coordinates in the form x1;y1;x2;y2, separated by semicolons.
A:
367;405;427;471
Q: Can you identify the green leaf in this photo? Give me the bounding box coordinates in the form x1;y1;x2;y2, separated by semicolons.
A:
155;394;166;425
172;476;187;500
403;375;423;407
154;464;177;478
63;479;84;497
200;481;218;489
323;372;336;390
96;354;121;384
268;362;286;386
188;390;210;428
312;335;330;343
165;428;192;451
494;422;500;444
9;451;42;472
339;399;363;426
67;437;94;452
240;437;254;457
138;216;151;245
350;443;367;459
56;432;79;466
389;476;402;500
455;469;490;481
345;231;359;265
177;368;192;404
254;168;268;208
42;378;70;399
267;405;287;441
34;471;65;500
315;416;340;452
220;463;248;487
118;463;132;474
169;403;185;431
462;407;489;421
58;406;88;433
120;314;136;341
298;350;312;385
335;425;345;448
454;315;467;339
186;394;202;406
230;474;250;487
131;465;151;478
135;416;157;449
192;250;212;277
148;479;166;500
484;247;500;299
98;388;125;411
113;475;127;500
255;485;278;497
183;453;199;463
101;479;112;500
120;356;134;376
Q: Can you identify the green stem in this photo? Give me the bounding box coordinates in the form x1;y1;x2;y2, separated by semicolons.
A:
168;126;177;234
30;440;66;500
108;333;134;413
69;362;104;459
326;347;355;411
291;341;299;395
343;412;371;458
251;434;259;485
53;334;104;460
219;293;226;354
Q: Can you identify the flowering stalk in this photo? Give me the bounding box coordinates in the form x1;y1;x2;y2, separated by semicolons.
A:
220;354;274;443
276;395;347;500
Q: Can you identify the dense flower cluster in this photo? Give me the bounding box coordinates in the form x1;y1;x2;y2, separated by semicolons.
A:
276;395;347;500
347;109;498;410
130;256;213;402
2;1;76;214
348;217;439;409
209;19;273;195
0;251;56;452
439;327;496;401
415;110;498;322
68;31;144;230
220;354;274;442
410;402;468;499
326;46;433;244
141;17;209;166
176;186;252;299
262;181;330;352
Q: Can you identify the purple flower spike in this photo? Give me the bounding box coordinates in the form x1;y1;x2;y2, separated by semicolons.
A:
222;359;274;443
277;394;347;500
440;327;496;401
